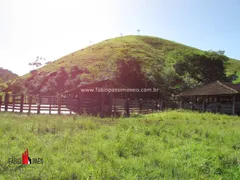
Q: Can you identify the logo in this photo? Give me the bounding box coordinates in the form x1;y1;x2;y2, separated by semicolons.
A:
22;149;31;164
8;149;43;165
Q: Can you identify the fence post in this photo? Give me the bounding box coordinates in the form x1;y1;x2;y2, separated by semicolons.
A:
68;96;72;115
58;94;61;115
139;98;142;113
100;92;105;118
49;97;52;115
20;94;24;113
12;95;15;112
4;93;9;112
109;93;113;117
37;95;41;114
125;98;130;117
70;103;72;115
28;96;32;114
77;93;82;114
0;95;2;112
89;98;93;115
113;97;116;117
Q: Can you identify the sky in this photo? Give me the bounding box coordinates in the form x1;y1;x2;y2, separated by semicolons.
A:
1;0;240;76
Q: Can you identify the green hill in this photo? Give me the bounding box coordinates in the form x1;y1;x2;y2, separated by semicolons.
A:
35;35;239;78
15;35;240;96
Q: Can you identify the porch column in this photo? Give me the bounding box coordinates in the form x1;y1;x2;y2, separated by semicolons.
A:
216;96;220;113
180;97;183;109
202;96;206;112
191;96;194;110
232;95;236;115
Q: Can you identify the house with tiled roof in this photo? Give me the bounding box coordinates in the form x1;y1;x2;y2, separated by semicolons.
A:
177;81;240;115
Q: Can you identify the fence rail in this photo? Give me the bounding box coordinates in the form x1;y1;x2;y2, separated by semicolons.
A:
0;94;77;115
0;93;170;116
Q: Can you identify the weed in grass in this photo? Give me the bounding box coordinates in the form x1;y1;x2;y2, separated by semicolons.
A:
145;130;151;136
205;131;210;139
232;142;240;150
183;132;190;138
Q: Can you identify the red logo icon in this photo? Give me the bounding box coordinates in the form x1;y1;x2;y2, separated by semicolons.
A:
22;149;31;164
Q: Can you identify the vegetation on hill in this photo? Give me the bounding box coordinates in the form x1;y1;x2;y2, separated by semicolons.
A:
0;67;18;92
5;35;240;98
7;66;89;95
227;59;240;84
0;110;240;179
36;35;239;78
0;67;18;82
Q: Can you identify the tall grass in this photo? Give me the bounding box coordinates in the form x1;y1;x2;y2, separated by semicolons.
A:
0;110;240;179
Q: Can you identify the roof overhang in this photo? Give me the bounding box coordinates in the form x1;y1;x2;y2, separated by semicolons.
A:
177;81;240;97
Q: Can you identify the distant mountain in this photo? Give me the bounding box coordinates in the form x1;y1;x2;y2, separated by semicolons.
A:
0;67;18;83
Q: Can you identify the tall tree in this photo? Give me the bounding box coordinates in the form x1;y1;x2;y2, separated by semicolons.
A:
115;58;146;88
55;67;68;92
174;51;229;84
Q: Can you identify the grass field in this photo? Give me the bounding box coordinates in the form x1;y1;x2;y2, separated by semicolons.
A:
0;110;240;179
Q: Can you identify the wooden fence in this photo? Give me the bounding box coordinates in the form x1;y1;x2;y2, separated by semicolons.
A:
0;94;78;115
112;98;165;115
0;93;170;116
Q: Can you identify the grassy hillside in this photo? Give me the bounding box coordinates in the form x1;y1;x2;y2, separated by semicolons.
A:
227;59;240;75
227;59;240;83
31;35;240;80
1;110;240;179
